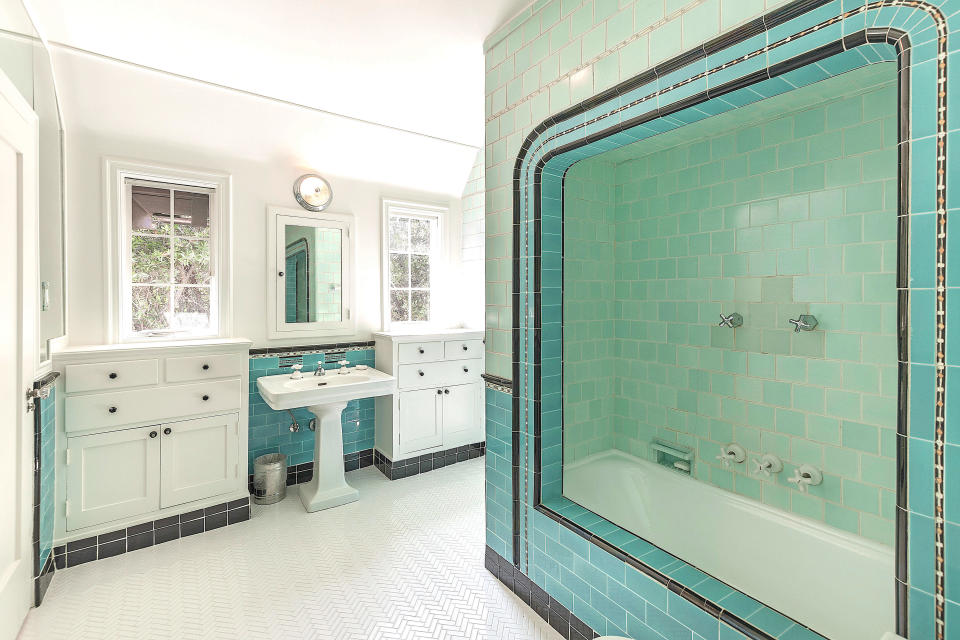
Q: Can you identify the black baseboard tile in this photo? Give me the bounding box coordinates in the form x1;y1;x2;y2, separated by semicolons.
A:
33;554;55;606
374;442;486;481
246;448;375;494
51;496;251;574
485;545;598;640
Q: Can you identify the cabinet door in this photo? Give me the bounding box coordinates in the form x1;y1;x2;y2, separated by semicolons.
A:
66;426;160;530
441;382;483;449
398;388;442;453
160;413;239;508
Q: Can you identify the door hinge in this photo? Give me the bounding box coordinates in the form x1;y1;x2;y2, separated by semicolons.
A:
25;386;50;412
65;449;71;465
64;500;70;517
34;457;39;473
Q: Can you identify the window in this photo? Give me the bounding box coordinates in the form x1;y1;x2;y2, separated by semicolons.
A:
106;159;231;342
382;199;445;326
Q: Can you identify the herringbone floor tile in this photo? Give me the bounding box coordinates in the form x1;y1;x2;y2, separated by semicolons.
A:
19;459;559;640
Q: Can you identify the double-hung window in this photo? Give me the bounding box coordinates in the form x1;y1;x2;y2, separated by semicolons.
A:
381;199;445;327
107;159;231;342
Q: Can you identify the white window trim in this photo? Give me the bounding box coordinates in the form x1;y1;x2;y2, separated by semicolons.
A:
266;206;356;339
104;157;233;343
380;198;448;330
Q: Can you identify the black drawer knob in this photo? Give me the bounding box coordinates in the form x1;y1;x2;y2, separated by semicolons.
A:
108;406;117;414
462;345;468;351
149;431;157;438
202;395;210;401
202;364;210;371
164;427;172;435
418;370;424;377
436;389;442;395
278;271;284;277
444;389;450;394
463;367;469;373
108;372;118;379
418;347;424;354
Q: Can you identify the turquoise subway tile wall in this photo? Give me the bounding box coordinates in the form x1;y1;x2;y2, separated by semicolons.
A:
563;160;617;463
247;349;375;474
563;65;899;545
485;386;513;561
37;384;56;573
484;0;960;637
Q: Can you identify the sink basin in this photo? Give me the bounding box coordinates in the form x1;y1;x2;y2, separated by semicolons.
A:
256;367;395;512
257;368;395;410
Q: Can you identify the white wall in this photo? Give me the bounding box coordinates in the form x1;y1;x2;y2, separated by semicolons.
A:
52;47;481;348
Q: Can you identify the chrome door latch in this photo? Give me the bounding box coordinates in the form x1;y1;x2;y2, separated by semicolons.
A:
25;386;51;412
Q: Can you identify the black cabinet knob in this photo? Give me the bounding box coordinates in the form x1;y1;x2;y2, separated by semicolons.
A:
418;347;424;354
444;389;450;394
462;345;468;351
149;431;157;438
202;395;210;401
436;389;442;395
202;364;210;371
278;271;284;277
418;370;424;377
163;427;172;435
108;372;118;379
108;406;117;414
463;367;469;373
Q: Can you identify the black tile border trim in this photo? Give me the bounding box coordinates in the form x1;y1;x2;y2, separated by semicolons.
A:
374;442;486;481
485;545;599;640
482;373;513;393
33;553;54;606
246;448;375;493
507;0;940;635
52;497;251;571
249;340;375;357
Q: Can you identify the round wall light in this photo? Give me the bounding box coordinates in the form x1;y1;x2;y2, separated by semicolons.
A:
293;174;333;212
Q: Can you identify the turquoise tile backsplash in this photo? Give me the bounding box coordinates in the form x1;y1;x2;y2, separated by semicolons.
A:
247;349;375;474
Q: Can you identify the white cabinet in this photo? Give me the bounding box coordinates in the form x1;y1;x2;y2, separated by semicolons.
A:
65;426;160;530
399;388;443;452
54;339;250;538
160;414;239;508
374;330;485;462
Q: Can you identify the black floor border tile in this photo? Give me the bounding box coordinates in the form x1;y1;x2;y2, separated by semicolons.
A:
374;442;486;482
485;545;599;640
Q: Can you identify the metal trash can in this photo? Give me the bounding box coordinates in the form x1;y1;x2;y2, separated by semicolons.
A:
253;453;286;505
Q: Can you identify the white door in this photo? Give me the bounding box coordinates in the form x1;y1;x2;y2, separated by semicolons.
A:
441;382;483;448
66;426;161;530
0;70;37;639
399;388;442;453
160;413;238;508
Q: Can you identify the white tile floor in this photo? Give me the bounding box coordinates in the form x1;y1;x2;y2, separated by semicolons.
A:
20;458;561;640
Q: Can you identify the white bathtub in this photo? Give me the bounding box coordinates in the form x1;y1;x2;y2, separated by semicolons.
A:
562;449;894;640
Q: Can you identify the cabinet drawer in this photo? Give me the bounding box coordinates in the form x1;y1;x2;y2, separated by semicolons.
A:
65;380;242;434
398;341;444;364
166;353;244;383
444;339;484;360
397;359;482;391
398;362;446;390
65;359;159;393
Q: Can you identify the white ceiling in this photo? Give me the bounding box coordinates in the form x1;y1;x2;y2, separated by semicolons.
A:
27;0;531;147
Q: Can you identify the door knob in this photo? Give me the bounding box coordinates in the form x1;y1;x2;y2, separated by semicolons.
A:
149;431;157;438
278;271;284;277
444;389;450;395
436;389;442;395
163;427;172;435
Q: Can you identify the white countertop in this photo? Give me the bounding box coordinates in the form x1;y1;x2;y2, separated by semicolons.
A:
53;337;252;358
373;328;484;341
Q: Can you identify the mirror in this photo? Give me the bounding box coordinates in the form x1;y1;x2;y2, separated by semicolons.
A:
267;207;354;339
0;0;67;364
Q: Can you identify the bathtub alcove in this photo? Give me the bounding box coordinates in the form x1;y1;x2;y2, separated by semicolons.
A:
516;17;929;635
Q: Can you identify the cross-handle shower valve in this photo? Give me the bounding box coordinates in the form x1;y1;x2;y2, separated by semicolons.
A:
750;453;784;477
716;443;746;468
787;464;823;493
718;312;743;328
788;314;818;332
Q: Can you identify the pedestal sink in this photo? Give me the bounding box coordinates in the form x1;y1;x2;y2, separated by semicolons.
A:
256;367;395;512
